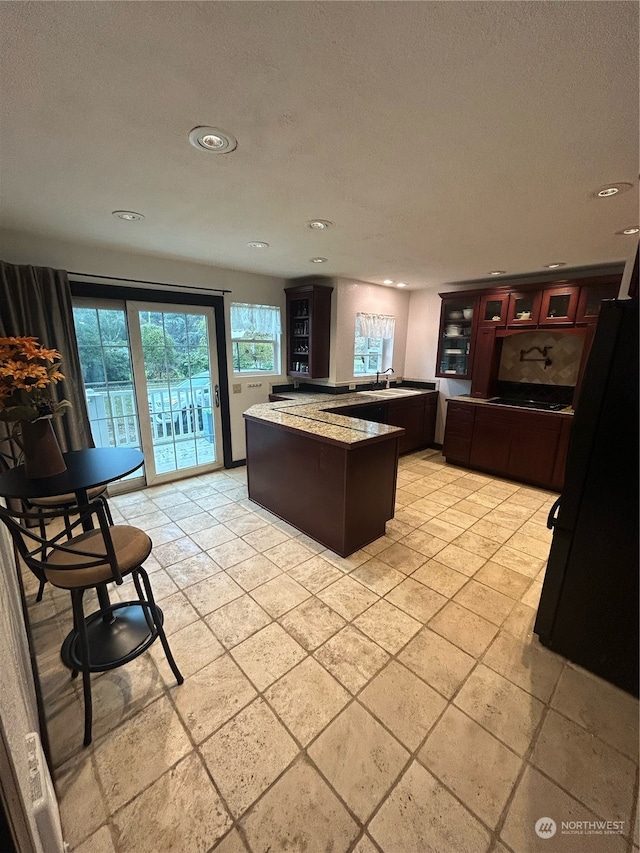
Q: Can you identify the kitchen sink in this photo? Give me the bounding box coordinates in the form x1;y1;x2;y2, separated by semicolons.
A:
358;388;422;398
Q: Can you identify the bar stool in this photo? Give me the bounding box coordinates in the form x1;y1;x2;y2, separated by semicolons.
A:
0;498;183;746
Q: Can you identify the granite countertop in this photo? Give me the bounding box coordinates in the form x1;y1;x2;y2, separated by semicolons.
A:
244;388;437;447
447;394;574;415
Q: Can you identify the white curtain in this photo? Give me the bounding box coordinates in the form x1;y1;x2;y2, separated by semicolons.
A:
355;312;395;339
230;303;281;338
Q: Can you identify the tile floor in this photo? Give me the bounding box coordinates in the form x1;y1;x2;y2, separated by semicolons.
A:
24;449;639;853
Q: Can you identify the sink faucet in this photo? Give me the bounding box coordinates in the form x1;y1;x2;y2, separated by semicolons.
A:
375;367;395;389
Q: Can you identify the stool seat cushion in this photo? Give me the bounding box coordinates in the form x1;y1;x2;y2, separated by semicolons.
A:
44;525;152;588
30;485;107;508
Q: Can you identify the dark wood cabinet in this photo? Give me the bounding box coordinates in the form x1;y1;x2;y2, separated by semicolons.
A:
576;280;620;324
444;400;572;490
338;393;437;454
470;327;501;399
539;285;579;326
285;282;332;378
422;393;437;445
436;295;478;379
478;293;509;327
507;290;542;327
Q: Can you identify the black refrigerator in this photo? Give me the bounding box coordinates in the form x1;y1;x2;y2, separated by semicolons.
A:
534;297;639;697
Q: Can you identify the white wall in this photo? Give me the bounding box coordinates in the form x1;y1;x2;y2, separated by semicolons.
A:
0;228;286;461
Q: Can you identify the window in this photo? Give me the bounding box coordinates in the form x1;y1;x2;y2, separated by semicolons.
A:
353;312;395;376
230;303;281;374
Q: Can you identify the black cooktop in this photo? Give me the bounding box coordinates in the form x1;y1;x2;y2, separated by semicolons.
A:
489;398;567;411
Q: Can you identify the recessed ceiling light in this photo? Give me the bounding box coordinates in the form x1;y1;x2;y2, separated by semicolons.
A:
307;220;332;230
618;226;640;235
383;279;394;285
396;282;407;288
545;262;566;269
188;126;237;154
247;241;269;249
594;182;632;198
310;257;327;263
112;210;144;221
489;270;505;276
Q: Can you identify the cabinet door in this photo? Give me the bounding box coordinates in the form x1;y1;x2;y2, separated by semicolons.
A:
508;421;560;487
469;408;513;472
576;282;620;324
422;395;437;445
385;398;425;453
285;283;332;378
437;295;477;379
478;293;509;327
470;327;501;399
443;401;476;463
507;291;541;327
539;286;579;326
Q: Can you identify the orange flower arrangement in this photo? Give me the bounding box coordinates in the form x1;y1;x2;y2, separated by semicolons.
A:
0;336;71;423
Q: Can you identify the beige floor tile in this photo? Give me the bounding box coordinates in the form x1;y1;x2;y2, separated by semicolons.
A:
432;543;487;576
550;665;639;760
361;533;399;555
150;618;224;679
242;523;290;552
394;506;433;528
481;509;525;532
384;518;417;541
429;601;498;655
491;545;545;578
501;765;628;853
207;538;259;569
191;524;236;551
286;554;343;593
153;591;200;635
505;531;551;560
435;506;483;530
167;499;212;521
399;529;448;558
55;752;106;850
172;654;257;744
454;664;544;755
531;709;636;824
164;552;221;588
72;825;116;853
520;580;543;608
473;561;532;599
308;702;408;821
464;491;503;509
354;599;422;654
398;628;475;699
321;548;370;572
133;508;173;532
385;576;447;622
94;695;191;812
411;559;469;597
518;518;553;541
201;698;298;818
264;657;350;745
350;558;406;594
453;580;515;626
212;829;250;853
317;575;379;620
452;498;492;519
205;594;272;648
360;660;447;751
278;597;346;650
184;572;244;615
175;511;217;535
502;602;538;641
152;535;203;567
240;757;358;853
209;504;251;524
467;518;515;544
292;531;327;554
483;631;564;702
112;753;231;852
419;705;522;828
376;541;429;575
369;761;491;853
420;516;464;542
194;492;234;511
314;625;389;694
224;512;269;536
352;835;379;853
231;622;306;690
452;529;502;560
250;573;310;617
149;490;193;510
263;538;315;569
226;553;281;591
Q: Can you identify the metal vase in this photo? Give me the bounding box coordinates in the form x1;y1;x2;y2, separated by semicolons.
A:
20;419;67;478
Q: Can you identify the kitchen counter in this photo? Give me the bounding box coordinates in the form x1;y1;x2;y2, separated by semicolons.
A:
447;394;574;415
243;387;437;556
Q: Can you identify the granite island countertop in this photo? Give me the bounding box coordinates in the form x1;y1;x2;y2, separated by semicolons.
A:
243;388;438;448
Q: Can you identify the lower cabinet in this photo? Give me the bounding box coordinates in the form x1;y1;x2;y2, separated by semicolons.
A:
336;393;437;454
444;400;572;490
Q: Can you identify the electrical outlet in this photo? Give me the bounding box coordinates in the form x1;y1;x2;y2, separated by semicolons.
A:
293;379;300;389
247;382;263;388
348;383;356;390
232;383;241;393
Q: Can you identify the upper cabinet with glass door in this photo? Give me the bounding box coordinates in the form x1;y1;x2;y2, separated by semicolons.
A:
539;285;579;326
478;293;509;327
576;279;620;324
507;290;542;327
436;294;478;379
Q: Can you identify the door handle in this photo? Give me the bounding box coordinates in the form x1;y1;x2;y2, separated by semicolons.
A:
214;385;220;408
547;496;561;530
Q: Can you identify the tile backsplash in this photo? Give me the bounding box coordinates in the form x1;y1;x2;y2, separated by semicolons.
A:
498;331;585;386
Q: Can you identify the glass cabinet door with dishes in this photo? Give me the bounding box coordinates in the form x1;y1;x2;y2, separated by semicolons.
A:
436;295;478;379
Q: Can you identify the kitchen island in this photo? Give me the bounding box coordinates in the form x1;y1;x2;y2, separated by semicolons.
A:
243;388;436;556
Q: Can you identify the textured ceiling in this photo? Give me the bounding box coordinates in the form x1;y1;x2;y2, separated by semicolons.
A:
0;1;638;289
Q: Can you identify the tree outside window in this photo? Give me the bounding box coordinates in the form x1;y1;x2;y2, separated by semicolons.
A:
353;313;395;376
230;303;281;374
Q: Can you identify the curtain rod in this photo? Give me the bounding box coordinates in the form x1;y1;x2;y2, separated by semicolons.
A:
67;270;231;294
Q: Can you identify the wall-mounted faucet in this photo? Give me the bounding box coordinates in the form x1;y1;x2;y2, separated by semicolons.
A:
520;346;553;369
375;367;395;388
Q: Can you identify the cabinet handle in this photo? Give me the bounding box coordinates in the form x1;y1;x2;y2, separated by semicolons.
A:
547;496;561;530
214;385;220;408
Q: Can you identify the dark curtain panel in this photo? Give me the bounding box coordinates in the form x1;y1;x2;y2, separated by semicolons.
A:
0;261;93;451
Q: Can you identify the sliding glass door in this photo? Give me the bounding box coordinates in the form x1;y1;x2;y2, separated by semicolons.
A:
73;298;223;487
